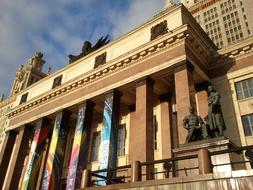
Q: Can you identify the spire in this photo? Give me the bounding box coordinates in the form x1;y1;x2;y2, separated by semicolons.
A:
0;93;4;102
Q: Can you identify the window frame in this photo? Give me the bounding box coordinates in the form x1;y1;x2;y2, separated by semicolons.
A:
242;114;253;137
235;78;253;100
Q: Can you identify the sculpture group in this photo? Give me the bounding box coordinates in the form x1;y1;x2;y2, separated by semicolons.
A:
68;36;110;64
183;85;225;143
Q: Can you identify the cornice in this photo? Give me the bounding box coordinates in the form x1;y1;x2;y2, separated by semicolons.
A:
7;25;190;119
209;36;253;69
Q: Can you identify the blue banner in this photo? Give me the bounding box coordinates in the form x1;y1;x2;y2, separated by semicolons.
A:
98;91;120;185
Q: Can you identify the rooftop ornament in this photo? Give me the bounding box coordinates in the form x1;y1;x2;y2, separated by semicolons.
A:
68;35;110;64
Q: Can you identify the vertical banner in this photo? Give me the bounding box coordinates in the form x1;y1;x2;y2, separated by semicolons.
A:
66;101;94;190
98;90;121;185
21;118;50;190
41;110;70;190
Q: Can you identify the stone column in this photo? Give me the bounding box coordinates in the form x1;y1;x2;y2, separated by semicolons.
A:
159;94;172;159
0;131;17;188
2;126;32;190
130;77;154;180
131;161;141;182
195;82;209;119
66;101;94;190
174;62;196;144
36;138;50;190
128;104;136;164
98;90;121;185
21;118;51;190
41;109;71;190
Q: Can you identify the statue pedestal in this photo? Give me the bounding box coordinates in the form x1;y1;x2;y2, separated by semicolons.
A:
172;137;237;177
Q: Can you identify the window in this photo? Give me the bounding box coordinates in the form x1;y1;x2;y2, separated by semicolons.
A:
242;114;253;136
117;124;126;156
153;115;158;150
235;78;253;100
91;132;101;161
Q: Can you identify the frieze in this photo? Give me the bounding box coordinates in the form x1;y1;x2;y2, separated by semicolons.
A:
7;28;193;119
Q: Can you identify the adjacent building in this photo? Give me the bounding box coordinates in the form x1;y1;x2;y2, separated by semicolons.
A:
0;52;48;147
0;2;253;190
181;0;253;48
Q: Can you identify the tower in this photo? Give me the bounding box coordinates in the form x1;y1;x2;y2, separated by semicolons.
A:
181;0;253;48
9;52;48;97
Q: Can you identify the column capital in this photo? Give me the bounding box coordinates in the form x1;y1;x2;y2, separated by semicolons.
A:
195;81;211;92
104;89;122;99
79;100;95;108
41;117;52;125
159;93;171;103
173;61;194;73
5;130;18;136
136;76;155;88
128;104;136;112
56;109;72;117
16;124;32;133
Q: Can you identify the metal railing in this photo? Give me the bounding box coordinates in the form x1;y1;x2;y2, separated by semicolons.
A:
81;145;253;188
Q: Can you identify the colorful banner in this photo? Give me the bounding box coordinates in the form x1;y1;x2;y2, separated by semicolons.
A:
41;110;70;190
98;91;120;185
66;102;93;190
21;118;50;190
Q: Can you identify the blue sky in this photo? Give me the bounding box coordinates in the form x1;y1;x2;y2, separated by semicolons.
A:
0;0;180;97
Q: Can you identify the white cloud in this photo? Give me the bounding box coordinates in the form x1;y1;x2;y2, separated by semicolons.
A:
111;0;164;38
0;0;180;97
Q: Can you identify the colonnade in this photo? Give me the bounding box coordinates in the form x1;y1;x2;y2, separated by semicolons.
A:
0;62;208;189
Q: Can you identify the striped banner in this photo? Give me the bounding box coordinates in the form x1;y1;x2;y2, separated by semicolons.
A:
41;110;70;190
66;102;93;190
21;119;50;190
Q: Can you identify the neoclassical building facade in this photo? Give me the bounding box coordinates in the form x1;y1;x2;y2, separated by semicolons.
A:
0;3;253;190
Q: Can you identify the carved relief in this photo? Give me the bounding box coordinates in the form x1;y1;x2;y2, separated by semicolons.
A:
52;75;63;89
151;20;168;41
20;92;28;105
94;52;107;69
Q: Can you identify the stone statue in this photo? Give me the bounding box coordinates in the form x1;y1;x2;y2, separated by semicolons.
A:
164;0;175;9
17;65;25;82
68;35;110;64
0;94;4;102
183;106;209;142
28;52;45;71
207;85;225;137
47;66;52;75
